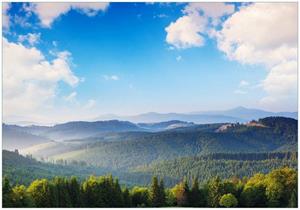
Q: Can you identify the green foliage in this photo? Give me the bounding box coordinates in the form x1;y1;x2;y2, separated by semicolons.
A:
27;179;54;207
189;178;206;206
172;179;190;206
2;176;13;207
2;167;297;207
150;176;165;207
11;185;34;207
130;186;150;207
219;193;238;207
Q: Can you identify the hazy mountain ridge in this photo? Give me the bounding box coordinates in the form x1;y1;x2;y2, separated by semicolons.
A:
19;117;297;171
2;124;51;150
95;107;297;123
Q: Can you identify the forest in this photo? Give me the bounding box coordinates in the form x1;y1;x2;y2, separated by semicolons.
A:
3;167;297;208
3;150;297;187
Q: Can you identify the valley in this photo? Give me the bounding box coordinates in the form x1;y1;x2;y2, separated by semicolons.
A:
3;114;298;187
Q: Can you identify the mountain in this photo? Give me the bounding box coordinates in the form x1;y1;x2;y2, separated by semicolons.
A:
96;112;244;123
95;107;297;123
2;124;51;150
21;117;297;171
3;120;143;142
197;106;298;120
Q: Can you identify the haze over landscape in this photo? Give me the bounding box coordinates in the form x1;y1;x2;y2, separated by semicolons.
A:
2;2;298;208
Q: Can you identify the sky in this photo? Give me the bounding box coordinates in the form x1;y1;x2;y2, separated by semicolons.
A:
2;2;298;124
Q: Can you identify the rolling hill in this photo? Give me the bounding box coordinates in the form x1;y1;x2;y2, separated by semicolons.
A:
21;117;297;170
2;124;51;150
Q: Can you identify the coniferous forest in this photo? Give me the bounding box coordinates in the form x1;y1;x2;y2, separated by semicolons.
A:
2;167;297;208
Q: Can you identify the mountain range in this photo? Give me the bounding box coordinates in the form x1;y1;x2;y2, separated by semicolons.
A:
94;106;297;123
3;116;298;187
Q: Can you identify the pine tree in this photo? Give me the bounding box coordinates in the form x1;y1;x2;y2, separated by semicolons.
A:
150;176;160;207
3;176;13;207
68;176;81;207
288;190;297;208
189;177;203;207
158;179;166;206
123;188;132;207
113;178;123;207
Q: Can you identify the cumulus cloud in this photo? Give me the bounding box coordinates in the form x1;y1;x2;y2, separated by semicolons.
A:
215;3;297;110
165;3;234;49
2;2;11;29
3;38;79;118
29;2;109;27
18;33;41;46
103;75;119;81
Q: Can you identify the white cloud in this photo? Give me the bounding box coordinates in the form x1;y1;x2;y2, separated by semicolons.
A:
2;3;10;29
165;3;234;49
29;2;109;27
234;90;247;95
103;75;119;81
239;80;249;87
165;14;206;49
84;99;96;109
18;33;41;46
184;3;235;26
3;38;79;118
64;91;77;102
176;55;182;61
215;3;297;110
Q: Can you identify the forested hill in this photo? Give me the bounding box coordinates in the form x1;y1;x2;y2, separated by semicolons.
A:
20;117;297;171
3;150;297;188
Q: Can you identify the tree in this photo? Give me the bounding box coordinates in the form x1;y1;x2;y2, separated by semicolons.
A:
52;177;71;207
3;176;13;207
288;189;297;208
219;193;238;207
172;179;190;207
150;176;161;207
81;176;103;207
112;178;123;207
207;176;224;207
122;188;132;207
67;176;81;207
189;177;205;207
165;189;176;207
11;185;34;207
265;167;297;207
158;179;166;206
27;179;54;207
240;173;267;207
131;186;150;207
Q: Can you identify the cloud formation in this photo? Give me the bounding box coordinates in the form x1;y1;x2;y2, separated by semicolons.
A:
18;33;41;46
166;2;297;111
215;3;297;110
3;38;79;118
2;3;10;29
29;3;109;27
165;3;235;49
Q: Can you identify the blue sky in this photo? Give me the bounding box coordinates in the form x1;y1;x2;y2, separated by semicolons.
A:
3;2;297;123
